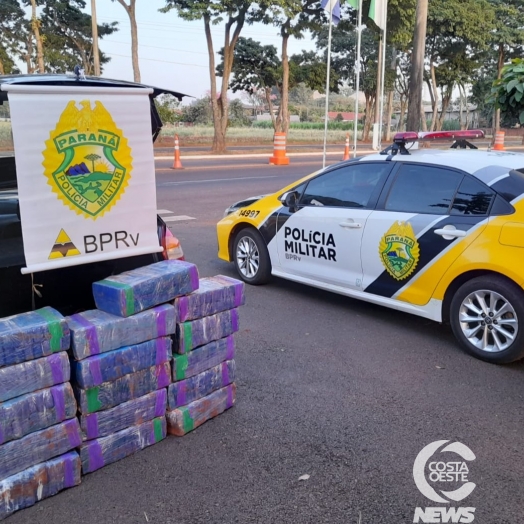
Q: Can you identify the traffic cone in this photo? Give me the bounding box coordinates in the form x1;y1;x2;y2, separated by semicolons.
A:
269;132;290;165
493;131;505;151
172;134;184;169
342;133;350;161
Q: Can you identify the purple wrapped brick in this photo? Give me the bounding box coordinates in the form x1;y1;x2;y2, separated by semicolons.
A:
80;417;166;474
167;383;236;436
72;337;171;388
0;418;82;481
172;335;235;381
67;304;176;361
92;260;199;318
80;389;167;440
75;361;171;414
0;383;77;445
0;352;70;403
0;307;69;368
175;275;245;322
175;308;239;354
168;360;236;409
0;451;81;521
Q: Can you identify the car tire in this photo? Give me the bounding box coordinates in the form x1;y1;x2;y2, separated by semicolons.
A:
450;276;524;364
233;228;271;285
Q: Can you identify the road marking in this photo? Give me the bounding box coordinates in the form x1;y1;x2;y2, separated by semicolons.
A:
158;175;279;187
157;209;173;214
163;215;196;222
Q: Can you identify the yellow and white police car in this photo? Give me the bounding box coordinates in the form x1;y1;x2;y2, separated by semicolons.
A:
217;130;524;363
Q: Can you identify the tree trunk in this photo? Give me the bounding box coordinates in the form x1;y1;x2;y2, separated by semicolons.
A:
399;97;407;131
24;35;34;74
0;59;4;75
385;90;394;141
276;26;290;134
494;43;504;132
406;0;428;131
429;61;439;131
420;102;427;132
115;0;141;82
437;86;453;131
265;87;277;131
30;0;45;73
363;96;375;141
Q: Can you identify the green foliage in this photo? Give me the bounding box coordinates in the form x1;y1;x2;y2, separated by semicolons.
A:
489;58;524;125
154;94;181;125
228;99;251;126
181;97;214;125
252;120;362;131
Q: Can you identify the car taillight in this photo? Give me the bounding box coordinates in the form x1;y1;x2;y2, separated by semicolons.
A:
162;228;184;260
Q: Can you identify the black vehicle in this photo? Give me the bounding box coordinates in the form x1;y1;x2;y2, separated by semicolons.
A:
0;74;187;318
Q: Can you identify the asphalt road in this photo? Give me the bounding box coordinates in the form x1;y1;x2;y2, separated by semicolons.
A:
10;155;524;524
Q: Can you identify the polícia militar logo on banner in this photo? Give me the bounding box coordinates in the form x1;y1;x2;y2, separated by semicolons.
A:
413;440;476;523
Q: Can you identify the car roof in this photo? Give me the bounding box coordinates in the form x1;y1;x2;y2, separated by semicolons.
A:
360;148;524;179
0;74;190;102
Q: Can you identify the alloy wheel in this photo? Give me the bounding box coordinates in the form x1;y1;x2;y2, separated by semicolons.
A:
236;236;260;279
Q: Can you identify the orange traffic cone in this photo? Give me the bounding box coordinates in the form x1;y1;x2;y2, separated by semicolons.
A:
269;132;290;165
342;133;350;161
493;131;505;151
172;134;184;169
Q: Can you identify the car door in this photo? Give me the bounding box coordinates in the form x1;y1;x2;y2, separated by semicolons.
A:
275;161;392;289
361;162;493;305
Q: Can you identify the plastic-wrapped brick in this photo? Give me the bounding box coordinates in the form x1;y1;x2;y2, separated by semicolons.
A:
166;383;236;437
75;362;171;414
0;383;77;445
80;389;167;440
92;260;199;318
172;335;235;382
175;275;245;322
174;309;239;354
168;360;236;410
72;337;171;388
80;417;166;474
67;304;176;361
0;451;81;521
0;307;69;369
0;352;70;403
0;418;82;481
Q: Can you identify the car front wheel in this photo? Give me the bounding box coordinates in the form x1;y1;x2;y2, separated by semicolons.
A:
233;228;271;285
450;276;524;364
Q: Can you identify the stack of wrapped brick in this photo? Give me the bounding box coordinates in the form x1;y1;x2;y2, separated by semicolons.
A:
167;275;245;436
0;308;82;520
67;260;199;475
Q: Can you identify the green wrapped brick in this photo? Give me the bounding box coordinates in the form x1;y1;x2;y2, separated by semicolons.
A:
0;451;81;521
166;383;236;436
174;309;239;354
92;260;199;318
80;417;166;474
74;362;171;414
0;307;69;368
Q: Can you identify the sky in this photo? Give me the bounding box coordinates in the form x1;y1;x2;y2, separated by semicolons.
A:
91;0;318;103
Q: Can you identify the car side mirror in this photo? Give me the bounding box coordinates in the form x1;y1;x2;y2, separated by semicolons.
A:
281;191;298;208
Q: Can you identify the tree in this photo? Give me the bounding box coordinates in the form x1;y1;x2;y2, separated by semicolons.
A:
488;58;524;126
181;96;214;125
112;0;141;82
161;0;259;153
155;94;181;125
26;0;45;72
85;153;101;172
0;0;26;74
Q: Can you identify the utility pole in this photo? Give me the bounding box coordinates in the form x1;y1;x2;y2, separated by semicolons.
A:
406;0;428;131
91;0;101;76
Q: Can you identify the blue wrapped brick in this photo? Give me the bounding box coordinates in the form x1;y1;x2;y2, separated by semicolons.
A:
0;418;82;481
72;337;171;388
80;417;166;474
67;304;176;361
0;383;77;445
175;308;239;354
172;335;235;381
175;275;245;322
80;389;167;440
0;451;81;521
0;307;69;368
92;260;199;318
167;383;236;436
168;360;236;409
75;362;171;414
0;352;70;403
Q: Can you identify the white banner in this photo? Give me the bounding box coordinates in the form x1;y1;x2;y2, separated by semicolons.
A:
3;85;162;274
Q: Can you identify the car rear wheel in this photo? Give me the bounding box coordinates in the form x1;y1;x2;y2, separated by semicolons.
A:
450;276;524;364
233;228;271;285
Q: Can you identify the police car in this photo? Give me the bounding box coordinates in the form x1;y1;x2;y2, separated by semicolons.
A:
217;130;524;364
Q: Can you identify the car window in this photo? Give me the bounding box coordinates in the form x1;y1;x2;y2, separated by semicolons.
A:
384;164;462;215
451;176;495;216
300;163;390;209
